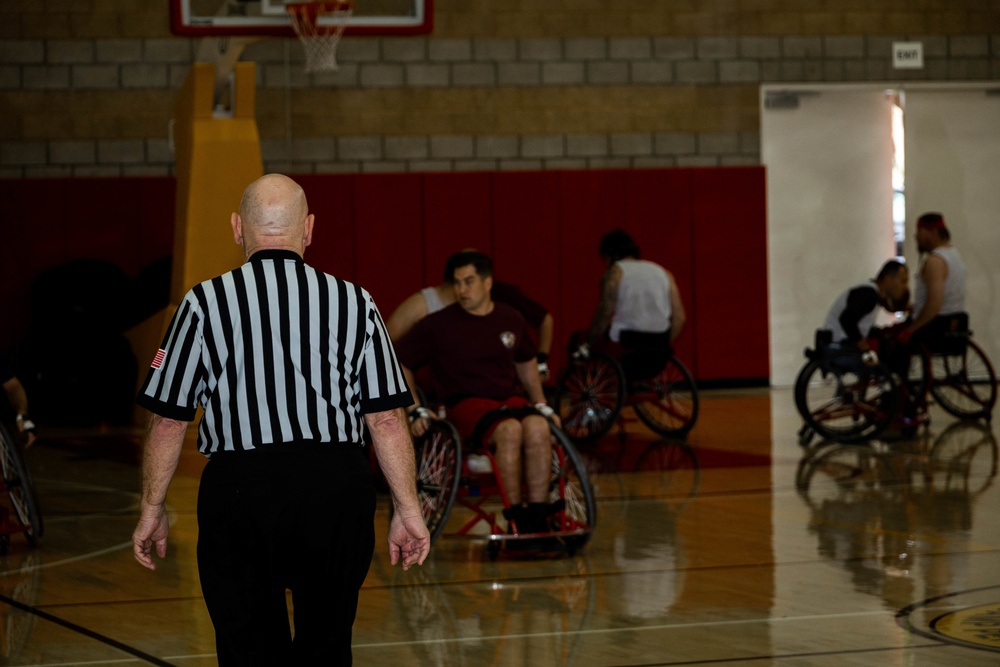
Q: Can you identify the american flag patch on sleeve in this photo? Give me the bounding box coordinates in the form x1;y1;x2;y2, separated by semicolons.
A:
151;349;166;369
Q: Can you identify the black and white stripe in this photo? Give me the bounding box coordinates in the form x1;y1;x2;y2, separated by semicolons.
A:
137;249;412;455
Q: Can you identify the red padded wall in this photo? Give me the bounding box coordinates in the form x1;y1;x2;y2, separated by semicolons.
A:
556;170;627;362
297;174;357;280
1;168;768;381
492;172;562;329
351;174;424;310
690;168;769;380
422;173;492;286
0;177;175;350
624;169;695;369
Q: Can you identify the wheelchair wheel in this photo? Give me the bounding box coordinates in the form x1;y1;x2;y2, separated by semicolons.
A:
412;420;462;543
795;442;900;506
928;421;998;496
906;348;932;412
548;424;597;556
929;338;997;420
631;357;699;437
793;350;897;443
0;423;43;547
554;353;625;443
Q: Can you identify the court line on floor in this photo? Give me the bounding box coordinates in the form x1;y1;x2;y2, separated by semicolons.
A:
0;592;177;666
354;608;896;648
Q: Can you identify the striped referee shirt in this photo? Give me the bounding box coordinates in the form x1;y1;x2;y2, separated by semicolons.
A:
137;249;413;455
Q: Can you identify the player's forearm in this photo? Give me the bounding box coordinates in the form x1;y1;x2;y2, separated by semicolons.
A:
2;378;29;416
538;314;554;356
586;305;613;346
669;310;686;340
911;294;943;332
516;361;547;404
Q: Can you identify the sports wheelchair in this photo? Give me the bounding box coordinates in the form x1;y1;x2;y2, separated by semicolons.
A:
795;318;996;445
553;340;699;443
0;421;43;553
408;405;596;560
916;314;997;421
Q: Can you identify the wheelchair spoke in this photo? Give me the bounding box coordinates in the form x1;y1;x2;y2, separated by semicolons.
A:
795;349;896;442
410;421;461;542
929;340;998;419
556;354;625;442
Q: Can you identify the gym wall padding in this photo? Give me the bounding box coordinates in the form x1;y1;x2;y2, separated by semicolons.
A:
2;166;768;383
0;177;176;352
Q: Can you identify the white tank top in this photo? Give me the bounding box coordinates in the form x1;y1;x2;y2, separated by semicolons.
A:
913;246;966;317
420;286;446;314
609;259;673;342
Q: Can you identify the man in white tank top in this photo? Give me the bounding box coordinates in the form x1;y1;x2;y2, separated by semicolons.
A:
900;212;967;346
583;229;686;382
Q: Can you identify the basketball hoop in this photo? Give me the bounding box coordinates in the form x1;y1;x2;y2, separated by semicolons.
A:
286;1;354;73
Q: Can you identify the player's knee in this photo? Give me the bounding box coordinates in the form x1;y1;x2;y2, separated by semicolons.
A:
492;418;522;445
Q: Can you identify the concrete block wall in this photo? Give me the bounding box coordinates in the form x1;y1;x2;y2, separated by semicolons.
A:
0;2;998;177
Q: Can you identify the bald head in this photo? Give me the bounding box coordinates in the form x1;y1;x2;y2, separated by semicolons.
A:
232;174;314;259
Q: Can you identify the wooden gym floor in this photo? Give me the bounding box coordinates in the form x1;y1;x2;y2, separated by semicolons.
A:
3;387;999;665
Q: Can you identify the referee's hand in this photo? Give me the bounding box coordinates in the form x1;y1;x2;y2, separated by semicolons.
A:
133;503;170;571
388;510;430;571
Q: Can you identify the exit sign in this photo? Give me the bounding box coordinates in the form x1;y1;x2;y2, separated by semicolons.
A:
893;41;924;69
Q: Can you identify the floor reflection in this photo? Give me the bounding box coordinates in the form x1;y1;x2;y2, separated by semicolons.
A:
5;391;1000;665
796;421;998;609
0;550;40;659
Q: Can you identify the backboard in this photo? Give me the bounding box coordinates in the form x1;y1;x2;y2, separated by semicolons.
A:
171;0;433;36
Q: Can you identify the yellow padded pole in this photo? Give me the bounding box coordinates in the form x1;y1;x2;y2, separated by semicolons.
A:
171;61;262;302
128;62;262;426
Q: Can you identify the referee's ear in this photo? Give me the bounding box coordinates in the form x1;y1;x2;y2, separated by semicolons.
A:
303;213;315;249
231;212;244;246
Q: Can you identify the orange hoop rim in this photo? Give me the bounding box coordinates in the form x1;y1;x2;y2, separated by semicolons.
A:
285;1;355;24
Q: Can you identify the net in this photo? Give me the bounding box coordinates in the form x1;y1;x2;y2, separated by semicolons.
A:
286;1;355;73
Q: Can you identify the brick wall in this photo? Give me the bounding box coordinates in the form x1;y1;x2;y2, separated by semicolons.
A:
1;2;998;177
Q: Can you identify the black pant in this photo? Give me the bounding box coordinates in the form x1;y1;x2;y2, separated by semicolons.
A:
618;329;673;384
197;446;376;666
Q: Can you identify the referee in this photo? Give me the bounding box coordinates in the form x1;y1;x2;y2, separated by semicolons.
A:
131;174;429;666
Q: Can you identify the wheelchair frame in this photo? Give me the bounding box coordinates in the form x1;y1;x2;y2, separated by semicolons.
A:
410;406;596;560
795;326;997;446
553;350;699;443
0;421;43;553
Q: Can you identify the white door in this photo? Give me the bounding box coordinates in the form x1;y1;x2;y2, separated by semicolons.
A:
761;88;896;386
904;89;1000;368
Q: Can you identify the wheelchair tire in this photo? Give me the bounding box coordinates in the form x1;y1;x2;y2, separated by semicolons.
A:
793;349;897;443
554;353;625;443
0;422;43;547
411;419;462;543
631;357;699;438
929;338;997;421
547;424;597;555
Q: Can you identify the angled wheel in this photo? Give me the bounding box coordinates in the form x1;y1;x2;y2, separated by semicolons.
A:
928;421;998;497
794;350;897;443
929;338;997;420
795;443;899;507
0;423;43;547
411;419;461;542
554;353;625;443
547;424;597;555
631;357;699;437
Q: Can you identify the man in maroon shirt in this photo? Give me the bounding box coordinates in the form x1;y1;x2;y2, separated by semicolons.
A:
395;251;558;535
